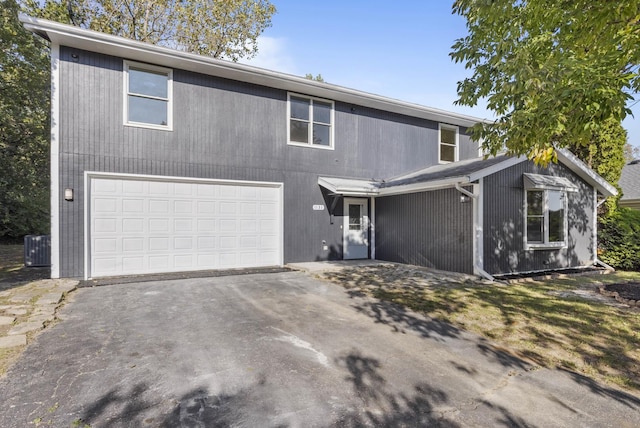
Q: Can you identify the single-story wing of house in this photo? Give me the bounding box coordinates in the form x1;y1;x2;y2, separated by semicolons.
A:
20;15;617;281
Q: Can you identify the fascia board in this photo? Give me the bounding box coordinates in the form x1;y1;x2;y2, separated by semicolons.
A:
20;15;485;128
378;177;469;196
317;177;339;194
556;149;618;197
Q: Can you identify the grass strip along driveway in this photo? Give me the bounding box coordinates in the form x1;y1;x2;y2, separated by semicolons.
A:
320;265;640;395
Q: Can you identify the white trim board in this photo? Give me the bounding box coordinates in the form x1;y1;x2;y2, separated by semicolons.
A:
50;43;61;279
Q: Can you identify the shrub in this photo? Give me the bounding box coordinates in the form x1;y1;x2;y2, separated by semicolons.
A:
599;207;640;271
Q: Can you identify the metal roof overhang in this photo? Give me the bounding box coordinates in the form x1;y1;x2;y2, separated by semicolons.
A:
523;173;579;192
317;177;380;197
318;176;472;197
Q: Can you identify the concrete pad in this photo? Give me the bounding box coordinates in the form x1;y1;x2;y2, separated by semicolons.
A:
288;260;392;273
0;335;26;348
0;272;638;428
35;292;63;306
7;321;43;335
0;316;15;326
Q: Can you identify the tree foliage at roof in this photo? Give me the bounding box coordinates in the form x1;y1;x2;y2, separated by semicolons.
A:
451;1;640;166
22;0;277;61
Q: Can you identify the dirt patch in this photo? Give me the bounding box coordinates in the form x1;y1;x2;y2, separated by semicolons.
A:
0;245;50;291
600;282;640;306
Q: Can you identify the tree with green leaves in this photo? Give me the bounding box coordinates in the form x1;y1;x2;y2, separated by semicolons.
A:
451;1;640;167
0;0;50;240
22;0;277;61
0;0;276;241
305;73;325;82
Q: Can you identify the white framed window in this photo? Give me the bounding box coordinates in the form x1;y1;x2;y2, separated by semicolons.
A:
123;60;173;130
287;93;334;149
439;124;458;163
525;189;567;249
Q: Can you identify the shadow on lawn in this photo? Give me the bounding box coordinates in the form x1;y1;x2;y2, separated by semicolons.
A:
324;266;640;394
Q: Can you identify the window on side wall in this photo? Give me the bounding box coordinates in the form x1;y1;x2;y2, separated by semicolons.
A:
288;93;334;149
525;189;567;248
124;60;173;130
439;124;458;163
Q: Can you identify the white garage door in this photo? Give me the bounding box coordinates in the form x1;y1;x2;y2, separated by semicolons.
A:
88;175;282;278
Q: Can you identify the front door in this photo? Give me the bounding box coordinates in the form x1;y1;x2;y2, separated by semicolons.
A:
343;198;369;259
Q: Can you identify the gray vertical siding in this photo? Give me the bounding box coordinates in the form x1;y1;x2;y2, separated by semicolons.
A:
482;162;595;275
375;188;474;274
57;47;480;277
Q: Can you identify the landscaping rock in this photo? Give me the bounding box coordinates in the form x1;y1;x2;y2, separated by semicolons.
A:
4;308;28;316
8;321;43;336
0;316;16;326
8;294;34;304
54;280;77;293
0;335;26;348
36;292;63;306
32;305;55;317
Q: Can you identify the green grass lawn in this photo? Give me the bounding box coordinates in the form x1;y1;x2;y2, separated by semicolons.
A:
322;266;640;394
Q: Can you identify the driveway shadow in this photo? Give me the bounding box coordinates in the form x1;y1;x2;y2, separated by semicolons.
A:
347;291;461;341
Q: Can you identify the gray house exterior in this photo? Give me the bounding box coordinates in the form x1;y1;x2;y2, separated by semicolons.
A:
22;16;617;280
619;160;640;210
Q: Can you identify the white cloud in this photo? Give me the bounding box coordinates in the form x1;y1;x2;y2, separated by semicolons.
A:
239;36;298;75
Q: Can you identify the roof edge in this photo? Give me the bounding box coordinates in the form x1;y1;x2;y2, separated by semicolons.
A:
556;149;618;197
20;14;486;128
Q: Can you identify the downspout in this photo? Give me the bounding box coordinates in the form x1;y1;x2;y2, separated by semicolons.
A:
454;183;495;282
594;196;615;271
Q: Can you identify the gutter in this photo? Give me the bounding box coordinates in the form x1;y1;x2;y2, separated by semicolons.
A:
595;259;614;271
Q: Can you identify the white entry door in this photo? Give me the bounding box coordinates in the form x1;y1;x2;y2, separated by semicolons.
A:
343;198;369;259
88;174;283;279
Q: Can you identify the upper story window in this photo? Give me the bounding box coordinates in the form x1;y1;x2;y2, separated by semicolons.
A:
288;93;334;149
124;60;173;130
439;124;458;163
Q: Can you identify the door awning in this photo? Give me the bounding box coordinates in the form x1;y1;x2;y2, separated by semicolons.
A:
318;176;380;196
523;173;579;192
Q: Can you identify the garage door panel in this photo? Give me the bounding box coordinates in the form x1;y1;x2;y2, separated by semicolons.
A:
89;176;282;278
150;200;170;213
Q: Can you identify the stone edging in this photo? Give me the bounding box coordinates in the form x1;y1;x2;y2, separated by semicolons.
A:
0;279;78;350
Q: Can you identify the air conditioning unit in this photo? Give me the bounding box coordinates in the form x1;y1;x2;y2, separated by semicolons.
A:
24;235;51;267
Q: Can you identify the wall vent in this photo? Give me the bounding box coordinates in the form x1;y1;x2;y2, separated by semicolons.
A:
24;235;51;267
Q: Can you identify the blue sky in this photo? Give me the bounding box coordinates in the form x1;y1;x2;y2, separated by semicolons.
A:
241;1;640;152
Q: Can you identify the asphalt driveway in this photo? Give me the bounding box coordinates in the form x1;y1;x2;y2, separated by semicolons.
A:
1;271;639;427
